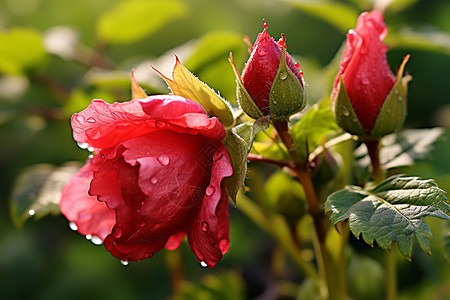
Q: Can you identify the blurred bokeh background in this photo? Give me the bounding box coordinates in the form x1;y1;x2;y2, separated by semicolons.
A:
1;0;449;299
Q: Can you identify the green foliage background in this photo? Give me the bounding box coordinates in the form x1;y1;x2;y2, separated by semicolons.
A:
0;0;449;299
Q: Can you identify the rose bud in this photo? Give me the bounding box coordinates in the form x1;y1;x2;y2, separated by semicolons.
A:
332;10;411;138
60;95;233;267
230;20;305;119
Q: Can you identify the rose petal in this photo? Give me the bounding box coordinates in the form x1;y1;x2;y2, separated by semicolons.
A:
60;156;115;240
164;232;186;251
187;143;233;267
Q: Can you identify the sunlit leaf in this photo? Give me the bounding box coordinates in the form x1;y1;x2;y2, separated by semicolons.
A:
0;28;46;75
153;56;235;127
9;162;82;229
96;0;187;44
286;0;359;33
130;67;148;99
325;175;450;258
291;98;341;161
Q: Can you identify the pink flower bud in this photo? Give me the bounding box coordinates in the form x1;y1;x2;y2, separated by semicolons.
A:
231;21;305;119
332;10;410;137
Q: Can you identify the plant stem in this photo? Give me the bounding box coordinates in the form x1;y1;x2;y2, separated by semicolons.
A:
247;153;293;168
385;250;397;300
165;250;183;297
363;138;397;300
272;119;337;300
364;138;384;184
237;191;319;281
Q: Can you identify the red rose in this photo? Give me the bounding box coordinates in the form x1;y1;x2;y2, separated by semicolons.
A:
332;10;396;133
60;95;233;267
234;21;304;119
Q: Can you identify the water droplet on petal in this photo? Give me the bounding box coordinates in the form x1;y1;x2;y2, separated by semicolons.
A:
151;176;158;184
213;153;223;161
279;71;287;80
257;48;267;56
201;222;209;232
341;105;350;117
86;234;92;240
200;261;208;268
157;155;169;166
90;235;103;245
86;117;96;123
120;259;129;266
155;120;166;129
206;185;215;196
77;142;89;149
362;78;369;85
28;209;35;216
87;146;95;152
69;222;78;231
360;47;368;55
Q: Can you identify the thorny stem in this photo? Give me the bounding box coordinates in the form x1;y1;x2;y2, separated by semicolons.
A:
272;119;338;300
363;138;397;300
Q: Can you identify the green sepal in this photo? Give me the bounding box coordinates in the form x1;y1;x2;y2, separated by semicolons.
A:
229;56;264;119
333;76;366;136
371;55;411;137
269;45;305;119
223;126;249;204
223;117;270;204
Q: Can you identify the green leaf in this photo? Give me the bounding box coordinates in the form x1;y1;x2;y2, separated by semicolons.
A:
355;128;445;170
9;162;82;229
325;175;450;258
286;0;359;33
96;0;187;44
291;98;340;161
0;28;47;75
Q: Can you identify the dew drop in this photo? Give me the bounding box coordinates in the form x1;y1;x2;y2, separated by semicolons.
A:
151;176;158;184
279;71;288;80
395;89;399;95
360;47;368;55
87;146;95;152
341;105;350;117
387;108;392;113
86;234;92;240
398;96;403;101
157;155;169;166
77;142;89;149
86;117;96;123
88;154;93;159
120;259;129;266
28;209;35;216
100;153;105;159
201;221;209;232
272;101;278;105
155;120;166;129
69;222;78;231
206;185;215;196
90;235;103;245
213;153;223;161
200;261;208;268
362;78;369;85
